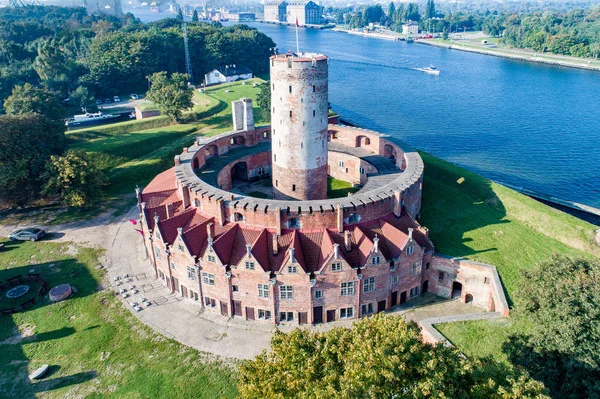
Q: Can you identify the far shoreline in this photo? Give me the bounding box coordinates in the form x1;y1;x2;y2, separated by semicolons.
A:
414;39;600;72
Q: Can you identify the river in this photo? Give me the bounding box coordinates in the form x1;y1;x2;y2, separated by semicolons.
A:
135;12;600;209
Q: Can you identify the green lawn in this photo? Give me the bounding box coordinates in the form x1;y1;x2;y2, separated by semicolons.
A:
418;152;600;363
0;239;237;398
327;177;360;198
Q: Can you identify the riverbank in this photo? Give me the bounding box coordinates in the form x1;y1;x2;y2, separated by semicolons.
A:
416;39;600;72
332;27;401;41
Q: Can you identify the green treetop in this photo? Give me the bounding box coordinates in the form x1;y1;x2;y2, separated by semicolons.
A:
4;83;65;121
239;314;548;399
146;71;193;122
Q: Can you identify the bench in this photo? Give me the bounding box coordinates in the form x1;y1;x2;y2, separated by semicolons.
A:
0;308;16;316
20;298;35;310
27;273;41;281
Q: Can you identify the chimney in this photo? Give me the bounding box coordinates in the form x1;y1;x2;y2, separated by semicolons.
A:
373;234;379;253
408;228;414;242
344;230;352;251
272;234;279;255
246;244;252;258
333;243;340;259
207;222;214;240
289;247;295;263
177;227;183;237
165;203;174;219
153;215;159;230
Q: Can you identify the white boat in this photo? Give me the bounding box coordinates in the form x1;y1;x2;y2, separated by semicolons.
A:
65;112;121;127
415;65;440;75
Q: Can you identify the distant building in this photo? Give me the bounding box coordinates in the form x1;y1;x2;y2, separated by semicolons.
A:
226;12;256;21
86;0;123;17
402;21;419;35
264;0;323;25
204;65;253;86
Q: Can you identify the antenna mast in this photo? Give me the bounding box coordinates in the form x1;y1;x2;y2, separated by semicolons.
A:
182;22;194;84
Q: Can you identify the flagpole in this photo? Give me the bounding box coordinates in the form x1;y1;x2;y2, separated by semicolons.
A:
295;18;300;54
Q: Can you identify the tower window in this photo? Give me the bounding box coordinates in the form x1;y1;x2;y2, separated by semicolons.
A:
301;142;303;148
289;85;292;93
292;184;296;192
313;110;316;117
274;154;277;162
272;106;275;113
290;110;292;118
272;83;275;90
313;85;316;92
276;180;278;187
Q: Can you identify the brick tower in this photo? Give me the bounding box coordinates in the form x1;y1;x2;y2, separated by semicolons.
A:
270;52;329;200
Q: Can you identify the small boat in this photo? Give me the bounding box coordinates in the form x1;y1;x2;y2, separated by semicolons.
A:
65;112;121;128
406;37;414;43
415;65;440;75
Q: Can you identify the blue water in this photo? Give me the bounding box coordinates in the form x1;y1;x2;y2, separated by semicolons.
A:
231;23;599;208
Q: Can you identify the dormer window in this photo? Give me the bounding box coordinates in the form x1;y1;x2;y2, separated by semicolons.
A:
406;245;414;255
288;265;297;274
372;256;381;265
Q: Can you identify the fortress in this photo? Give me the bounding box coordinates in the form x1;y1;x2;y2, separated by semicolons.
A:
137;52;508;325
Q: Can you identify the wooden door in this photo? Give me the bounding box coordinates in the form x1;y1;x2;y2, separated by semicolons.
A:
313;306;323;324
377;300;386;313
246;307;255;320
391;291;398;306
181;285;188;298
326;309;336;322
233;300;242;317
298;312;308;325
172;277;179;292
220;301;228;316
400;291;407;304
422;280;429;294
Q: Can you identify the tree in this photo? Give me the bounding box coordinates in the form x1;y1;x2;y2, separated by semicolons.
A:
425;0;436;20
42;149;109;208
4;83;66;121
503;255;600;399
256;82;270;121
70;85;98;113
442;27;449;40
146;71;193;122
388;2;395;19
192;9;199;22
0;114;66;206
239;314;548;399
177;8;184;21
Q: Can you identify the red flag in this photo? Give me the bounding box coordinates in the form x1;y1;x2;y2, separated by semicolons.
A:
296;17;299;27
127;218;138;225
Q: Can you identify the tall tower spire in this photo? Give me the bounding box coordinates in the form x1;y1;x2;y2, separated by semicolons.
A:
270;52;329;201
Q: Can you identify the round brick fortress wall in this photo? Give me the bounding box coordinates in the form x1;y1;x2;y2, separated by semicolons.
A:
174;124;424;232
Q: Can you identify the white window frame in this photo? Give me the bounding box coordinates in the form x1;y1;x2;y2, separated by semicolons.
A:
258;309;272;320
280;285;294;300
201;272;215;286
207;255;216;263
363;276;375;293
340;281;355;296
314;290;323;299
288;265;297;274
392;275;399;285
361;303;374;315
187;266;197;280
258;283;270;298
406;245;414;255
245;261;255;270
372;256;381;265
340;307;354;319
412;261;422;276
280;311;294;322
331;262;342;272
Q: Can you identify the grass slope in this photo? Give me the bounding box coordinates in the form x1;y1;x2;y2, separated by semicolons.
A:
0;239;238;398
419;152;599;363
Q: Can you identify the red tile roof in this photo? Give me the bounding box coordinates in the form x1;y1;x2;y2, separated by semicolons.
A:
143;167;177;194
156;208;196;245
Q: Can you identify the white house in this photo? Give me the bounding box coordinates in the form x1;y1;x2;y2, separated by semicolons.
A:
204;65;253;86
402;21;419;35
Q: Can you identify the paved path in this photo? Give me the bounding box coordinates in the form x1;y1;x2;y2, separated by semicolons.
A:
1;206;488;360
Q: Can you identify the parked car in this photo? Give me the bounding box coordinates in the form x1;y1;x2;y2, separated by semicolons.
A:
96;99;103;105
8;228;46;242
104;98;112;103
130;94;139;100
113;96;121;102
